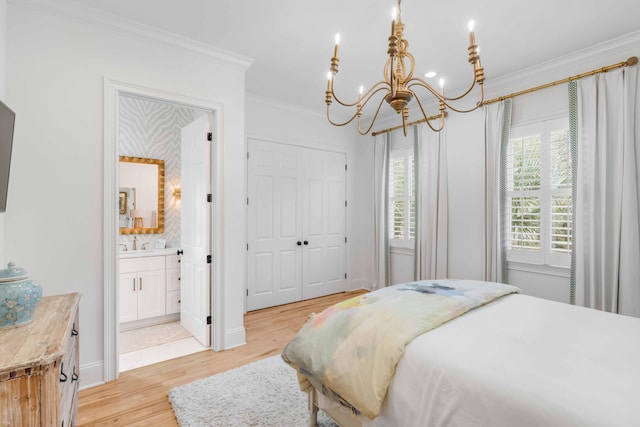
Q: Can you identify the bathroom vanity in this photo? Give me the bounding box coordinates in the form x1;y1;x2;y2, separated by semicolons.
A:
119;249;181;327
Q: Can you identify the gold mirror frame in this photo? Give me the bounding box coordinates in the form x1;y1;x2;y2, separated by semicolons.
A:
119;156;165;235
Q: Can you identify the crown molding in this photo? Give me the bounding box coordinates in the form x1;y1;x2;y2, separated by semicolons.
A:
402;29;640;122
8;0;254;71
246;93;325;118
485;29;640;96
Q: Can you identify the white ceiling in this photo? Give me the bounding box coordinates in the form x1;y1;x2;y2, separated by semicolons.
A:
76;0;640;115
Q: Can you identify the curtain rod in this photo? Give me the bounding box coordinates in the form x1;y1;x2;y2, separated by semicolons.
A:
371;112;447;136
371;56;638;136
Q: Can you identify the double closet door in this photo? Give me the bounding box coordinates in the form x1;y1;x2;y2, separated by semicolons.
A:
247;139;347;311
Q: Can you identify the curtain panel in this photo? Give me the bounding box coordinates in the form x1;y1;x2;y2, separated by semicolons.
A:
575;67;640;317
484;99;512;283
373;133;390;289
414;124;449;280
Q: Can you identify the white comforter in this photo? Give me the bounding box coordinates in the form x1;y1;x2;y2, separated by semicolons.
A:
361;294;640;427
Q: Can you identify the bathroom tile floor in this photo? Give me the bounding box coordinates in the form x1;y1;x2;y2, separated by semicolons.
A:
119;321;209;372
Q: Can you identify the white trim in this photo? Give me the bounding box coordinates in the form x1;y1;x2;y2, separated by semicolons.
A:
79;361;105;391
507;261;570;278
348;279;372;291
8;0;254;70
224;326;247;350
390;246;415;256
246;94;323;120
486;30;640;96
401;30;640;120
103;78;224;382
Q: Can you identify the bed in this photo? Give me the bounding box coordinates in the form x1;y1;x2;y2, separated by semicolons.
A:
282;279;640;427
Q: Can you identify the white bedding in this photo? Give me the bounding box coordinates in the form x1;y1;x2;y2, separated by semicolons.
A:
356;293;640;427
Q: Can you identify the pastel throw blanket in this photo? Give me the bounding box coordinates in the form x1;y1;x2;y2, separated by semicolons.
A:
282;279;520;419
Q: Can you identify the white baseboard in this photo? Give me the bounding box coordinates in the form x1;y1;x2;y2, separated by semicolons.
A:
79;361;105;390
120;313;180;332
224;326;246;350
348;278;372;291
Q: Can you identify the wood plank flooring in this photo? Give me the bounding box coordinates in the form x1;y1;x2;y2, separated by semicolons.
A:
78;290;368;426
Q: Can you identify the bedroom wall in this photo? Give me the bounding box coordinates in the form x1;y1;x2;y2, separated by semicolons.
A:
378;31;640;305
5;0;250;387
0;0;6;267
245;95;373;291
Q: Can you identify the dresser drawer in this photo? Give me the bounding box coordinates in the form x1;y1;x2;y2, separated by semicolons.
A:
59;310;79;425
0;294;81;427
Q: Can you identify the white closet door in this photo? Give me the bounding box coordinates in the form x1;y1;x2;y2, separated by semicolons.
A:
247;140;303;310
247;140;347;310
302;149;347;299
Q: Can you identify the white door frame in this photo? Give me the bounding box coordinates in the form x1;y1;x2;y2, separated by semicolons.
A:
103;79;223;382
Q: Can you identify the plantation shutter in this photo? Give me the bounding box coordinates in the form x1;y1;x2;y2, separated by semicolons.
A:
549;128;572;255
505;117;571;267
506;133;542;252
388;148;415;243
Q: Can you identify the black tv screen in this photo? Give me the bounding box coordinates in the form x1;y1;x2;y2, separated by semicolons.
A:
0;99;15;213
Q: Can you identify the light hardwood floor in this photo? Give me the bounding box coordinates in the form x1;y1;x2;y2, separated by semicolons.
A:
78;289;368;426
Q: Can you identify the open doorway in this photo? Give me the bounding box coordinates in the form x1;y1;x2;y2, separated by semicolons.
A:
113;91;214;373
104;80;222;381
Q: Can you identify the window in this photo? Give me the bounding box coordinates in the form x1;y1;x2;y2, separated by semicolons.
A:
388;147;415;247
505;117;572;267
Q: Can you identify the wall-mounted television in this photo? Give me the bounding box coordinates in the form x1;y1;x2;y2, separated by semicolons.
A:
0;99;15;213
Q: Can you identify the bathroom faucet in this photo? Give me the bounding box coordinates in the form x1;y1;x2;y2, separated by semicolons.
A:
133;236;137;251
142;241;151;250
119;243;128;252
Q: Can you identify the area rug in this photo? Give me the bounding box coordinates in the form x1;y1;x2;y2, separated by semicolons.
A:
168;355;339;426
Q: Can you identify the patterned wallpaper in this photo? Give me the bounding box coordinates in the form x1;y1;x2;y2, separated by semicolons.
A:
118;95;199;248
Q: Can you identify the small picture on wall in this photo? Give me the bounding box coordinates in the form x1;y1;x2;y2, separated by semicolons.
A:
119;191;127;215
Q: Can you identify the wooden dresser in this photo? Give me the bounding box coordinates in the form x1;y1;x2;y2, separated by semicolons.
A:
0;293;81;427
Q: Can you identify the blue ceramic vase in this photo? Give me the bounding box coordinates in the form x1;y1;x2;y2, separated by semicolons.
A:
0;262;42;328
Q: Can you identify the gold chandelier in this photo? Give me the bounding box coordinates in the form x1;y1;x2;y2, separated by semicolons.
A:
325;0;485;136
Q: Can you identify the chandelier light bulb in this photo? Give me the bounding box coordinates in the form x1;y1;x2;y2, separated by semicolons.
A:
327;71;332;81
439;78;445;88
468;20;475;32
334;33;341;45
359;85;364;95
392;7;397;20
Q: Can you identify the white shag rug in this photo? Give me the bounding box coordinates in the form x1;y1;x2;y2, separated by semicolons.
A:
168;355;339;427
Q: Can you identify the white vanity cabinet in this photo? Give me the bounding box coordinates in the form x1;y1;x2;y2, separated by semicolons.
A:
165;254;181;314
119;256;166;323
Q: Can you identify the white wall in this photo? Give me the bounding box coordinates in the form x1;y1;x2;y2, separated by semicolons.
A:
5;1;249;387
380;31;640;305
245;96;373;290
0;0;6;266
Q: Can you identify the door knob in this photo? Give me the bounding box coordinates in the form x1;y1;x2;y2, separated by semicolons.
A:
303;240;309;245
297;241;302;246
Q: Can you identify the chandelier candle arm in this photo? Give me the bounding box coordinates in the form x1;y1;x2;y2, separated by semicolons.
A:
325;0;486;135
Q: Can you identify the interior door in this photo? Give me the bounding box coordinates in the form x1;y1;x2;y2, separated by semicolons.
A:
302;149;347;299
246;139;302;311
247;140;347;310
180;114;211;347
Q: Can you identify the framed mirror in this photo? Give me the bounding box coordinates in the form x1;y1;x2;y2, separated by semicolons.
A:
119;156;165;234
